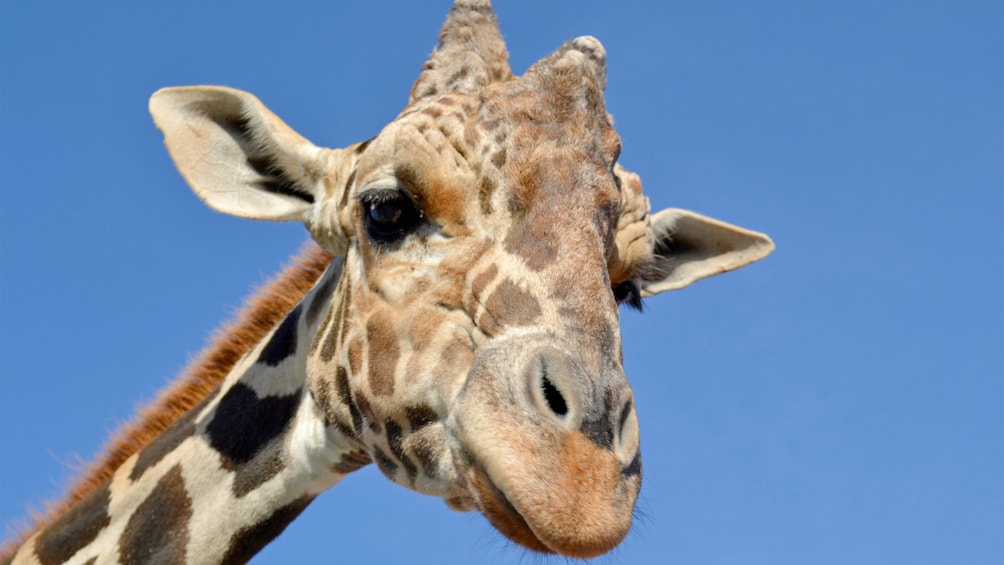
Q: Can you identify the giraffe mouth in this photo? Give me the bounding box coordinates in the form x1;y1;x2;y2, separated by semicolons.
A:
452;432;636;559
467;462;555;555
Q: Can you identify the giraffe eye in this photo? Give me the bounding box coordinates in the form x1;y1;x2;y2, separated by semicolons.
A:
612;280;643;311
360;189;423;243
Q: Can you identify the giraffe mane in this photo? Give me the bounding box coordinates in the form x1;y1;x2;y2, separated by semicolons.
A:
0;242;334;559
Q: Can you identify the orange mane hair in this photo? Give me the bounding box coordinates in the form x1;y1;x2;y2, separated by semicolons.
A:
1;242;334;559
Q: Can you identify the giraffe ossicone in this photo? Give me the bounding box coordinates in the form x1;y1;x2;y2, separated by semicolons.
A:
3;1;773;562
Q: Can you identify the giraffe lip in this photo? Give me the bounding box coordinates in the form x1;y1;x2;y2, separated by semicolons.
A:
469;464;555;555
454;432;635;559
444;425;543;549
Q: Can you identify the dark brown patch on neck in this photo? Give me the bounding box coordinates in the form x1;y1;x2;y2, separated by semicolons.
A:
305;256;343;327
128;396;203;482
257;304;302;366
220;496;313;565
119;465;192;565
206;384;301;470
231;436;286;499
33;481;111;565
1;245;334;561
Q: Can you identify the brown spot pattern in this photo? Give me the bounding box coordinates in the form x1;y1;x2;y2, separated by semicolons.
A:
480;278;541;336
206;384;300;472
305;257;342;327
491;147;506;168
256;305;301;367
422;104;444;119
34;482;111;565
318;284;349;363
231;437;286;499
128;405;198;482
366;311;399;397
119;465;192;565
4;4;657;561
503;216;558;272
3;245;334;558
470;263;498;304
477;173;496;214
220;496;313;565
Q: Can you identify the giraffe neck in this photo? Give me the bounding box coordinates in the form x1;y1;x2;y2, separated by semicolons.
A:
12;257;365;565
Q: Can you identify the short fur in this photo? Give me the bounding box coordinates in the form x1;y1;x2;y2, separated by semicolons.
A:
3;2;773;560
0;243;333;561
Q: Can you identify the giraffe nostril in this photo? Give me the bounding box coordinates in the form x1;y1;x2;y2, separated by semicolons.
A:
541;374;568;418
525;348;577;424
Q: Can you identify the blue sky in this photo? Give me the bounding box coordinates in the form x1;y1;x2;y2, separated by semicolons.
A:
1;1;1000;563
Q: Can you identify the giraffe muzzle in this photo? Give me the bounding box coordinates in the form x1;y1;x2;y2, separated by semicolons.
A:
448;336;641;557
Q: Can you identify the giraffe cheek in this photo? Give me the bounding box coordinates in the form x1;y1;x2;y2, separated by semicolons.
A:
365;309;400;397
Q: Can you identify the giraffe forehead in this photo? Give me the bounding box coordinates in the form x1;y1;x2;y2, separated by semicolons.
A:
356;87;622;231
478;78;623;229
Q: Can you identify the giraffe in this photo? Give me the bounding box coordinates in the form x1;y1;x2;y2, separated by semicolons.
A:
2;1;773;562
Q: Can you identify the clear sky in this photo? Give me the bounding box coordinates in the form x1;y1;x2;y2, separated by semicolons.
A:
1;1;1001;563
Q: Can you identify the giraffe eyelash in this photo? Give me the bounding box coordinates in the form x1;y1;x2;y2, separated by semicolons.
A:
358;189;425;244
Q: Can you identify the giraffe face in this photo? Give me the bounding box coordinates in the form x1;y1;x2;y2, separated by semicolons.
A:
303;62;643;556
148;3;772;558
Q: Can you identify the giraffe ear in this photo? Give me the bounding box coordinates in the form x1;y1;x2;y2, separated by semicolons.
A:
640;208;774;296
149;86;328;223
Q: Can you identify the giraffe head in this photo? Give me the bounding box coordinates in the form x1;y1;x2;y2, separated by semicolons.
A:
149;1;771;557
